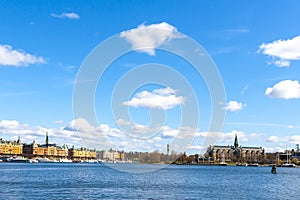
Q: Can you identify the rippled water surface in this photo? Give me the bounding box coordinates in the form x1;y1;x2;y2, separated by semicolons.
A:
0;163;299;199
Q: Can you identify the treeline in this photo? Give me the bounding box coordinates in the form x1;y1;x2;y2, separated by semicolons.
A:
125;151;199;164
124;151;300;165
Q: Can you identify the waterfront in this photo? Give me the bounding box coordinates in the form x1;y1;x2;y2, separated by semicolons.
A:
0;163;299;199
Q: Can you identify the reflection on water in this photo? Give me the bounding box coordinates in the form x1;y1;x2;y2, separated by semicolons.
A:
0;163;299;199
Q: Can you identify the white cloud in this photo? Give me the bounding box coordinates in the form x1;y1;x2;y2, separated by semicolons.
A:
223;100;246;112
266;136;279;143
289;135;300;144
161;126;179;138
0;120;20;129
54;120;64;124
264;146;285;153
51;12;80;19
266;135;300;145
187;145;205;150
198;130;259;145
258;35;300;67
115;118;131;126
122;87;184;110
120;22;183;55
0;45;45;67
0;119;80;146
218;130;249;143
274;59;290;67
265;80;300;99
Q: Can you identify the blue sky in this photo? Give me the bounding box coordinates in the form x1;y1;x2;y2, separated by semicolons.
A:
0;0;300;154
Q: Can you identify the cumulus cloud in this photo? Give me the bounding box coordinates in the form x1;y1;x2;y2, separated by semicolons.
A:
266;136;279;143
122;87;184;110
258;35;300;67
120;22;183;55
51;12;80;19
223;100;246;112
0;120;20;129
115;118;131;126
265;80;300;99
0;45;46;67
0;119;81;146
266;135;300;145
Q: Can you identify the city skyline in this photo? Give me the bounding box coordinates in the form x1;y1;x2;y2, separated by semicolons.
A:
0;1;300;154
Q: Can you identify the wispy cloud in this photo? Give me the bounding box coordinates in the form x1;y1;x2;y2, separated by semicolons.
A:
209;28;249;40
120;22;183;56
265;80;300;99
222;100;246;112
51;12;80;20
258;35;300;67
0;44;45;67
122;87;184;110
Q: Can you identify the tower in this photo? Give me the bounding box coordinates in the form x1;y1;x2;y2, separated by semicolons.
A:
45;132;49;147
234;134;239;149
17;136;21;144
167;144;170;155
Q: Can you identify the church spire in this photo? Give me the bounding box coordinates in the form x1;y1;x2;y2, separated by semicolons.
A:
17;136;21;144
46;132;49;147
234;134;239;149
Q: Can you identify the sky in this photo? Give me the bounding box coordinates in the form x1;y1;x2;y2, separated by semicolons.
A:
0;0;300;154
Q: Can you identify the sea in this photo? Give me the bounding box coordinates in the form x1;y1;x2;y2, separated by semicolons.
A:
0;163;299;200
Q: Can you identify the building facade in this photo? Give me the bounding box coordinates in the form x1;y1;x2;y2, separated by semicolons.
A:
23;132;95;160
97;149;125;161
0;137;22;156
206;135;265;163
68;147;96;160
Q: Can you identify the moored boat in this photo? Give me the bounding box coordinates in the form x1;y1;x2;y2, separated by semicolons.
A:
281;163;296;167
7;156;29;163
248;163;259;167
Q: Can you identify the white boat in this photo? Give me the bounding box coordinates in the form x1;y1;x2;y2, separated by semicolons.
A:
7;156;29;163
29;159;38;163
58;158;72;163
281;163;296;167
248;163;259;167
88;159;98;163
282;148;296;167
37;158;58;163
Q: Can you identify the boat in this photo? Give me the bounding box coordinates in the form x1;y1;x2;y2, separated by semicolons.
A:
29;159;38;163
248;163;259;167
281;163;296;167
281;148;296;167
37;157;58;163
236;163;247;167
87;159;98;163
7;156;29;163
58;158;72;163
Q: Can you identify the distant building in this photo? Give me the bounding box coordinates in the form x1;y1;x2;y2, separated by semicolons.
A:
97;149;125;161
0;137;22;156
68;147;96;160
23;132;68;159
23;132;95;160
205;134;265;163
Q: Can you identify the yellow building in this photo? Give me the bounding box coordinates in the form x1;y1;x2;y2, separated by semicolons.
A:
68;147;96;160
22;132;68;159
0;137;23;156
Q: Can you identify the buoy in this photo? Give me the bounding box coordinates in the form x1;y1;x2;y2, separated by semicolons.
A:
271;165;277;174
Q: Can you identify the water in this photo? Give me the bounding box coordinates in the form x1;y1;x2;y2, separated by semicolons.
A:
0;163;299;200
